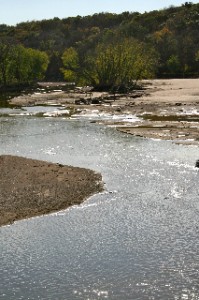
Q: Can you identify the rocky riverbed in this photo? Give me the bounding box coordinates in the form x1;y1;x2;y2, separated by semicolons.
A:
1;79;199;225
8;79;199;145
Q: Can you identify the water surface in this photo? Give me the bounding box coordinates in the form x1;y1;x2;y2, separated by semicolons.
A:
0;116;199;299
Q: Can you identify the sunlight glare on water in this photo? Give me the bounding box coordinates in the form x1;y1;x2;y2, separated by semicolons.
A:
0;116;199;299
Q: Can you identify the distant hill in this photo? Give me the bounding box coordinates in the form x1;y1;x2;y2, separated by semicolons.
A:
0;2;198;83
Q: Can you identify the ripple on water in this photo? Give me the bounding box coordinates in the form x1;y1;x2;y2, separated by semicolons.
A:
0;117;199;299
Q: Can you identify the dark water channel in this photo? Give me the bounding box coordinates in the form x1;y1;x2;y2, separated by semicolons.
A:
0;116;199;299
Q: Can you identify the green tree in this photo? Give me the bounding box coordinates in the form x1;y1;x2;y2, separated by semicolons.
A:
61;47;80;82
61;39;157;89
0;42;12;86
83;39;157;89
45;51;64;81
166;55;181;75
0;43;49;86
27;48;49;82
9;45;31;83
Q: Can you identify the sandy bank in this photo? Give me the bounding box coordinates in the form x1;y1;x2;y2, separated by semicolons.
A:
0;155;103;227
116;79;199;145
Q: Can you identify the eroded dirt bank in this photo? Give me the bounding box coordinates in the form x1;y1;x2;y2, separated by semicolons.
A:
0;155;103;227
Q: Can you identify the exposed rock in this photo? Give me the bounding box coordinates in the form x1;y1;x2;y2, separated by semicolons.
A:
195;160;199;168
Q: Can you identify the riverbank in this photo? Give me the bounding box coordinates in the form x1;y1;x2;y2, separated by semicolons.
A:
116;79;199;145
0;155;103;227
8;79;199;145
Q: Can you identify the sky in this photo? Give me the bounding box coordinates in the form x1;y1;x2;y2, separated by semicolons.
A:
0;0;198;26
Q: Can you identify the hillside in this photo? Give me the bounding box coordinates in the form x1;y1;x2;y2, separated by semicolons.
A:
0;2;198;85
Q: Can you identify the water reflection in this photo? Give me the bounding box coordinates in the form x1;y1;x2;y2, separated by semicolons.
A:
0;117;199;299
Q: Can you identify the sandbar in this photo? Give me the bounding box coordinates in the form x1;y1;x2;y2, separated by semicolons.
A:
0;155;103;227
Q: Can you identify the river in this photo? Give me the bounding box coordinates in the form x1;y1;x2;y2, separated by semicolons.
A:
0;114;199;299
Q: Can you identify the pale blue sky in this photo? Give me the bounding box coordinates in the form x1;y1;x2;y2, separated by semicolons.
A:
1;0;198;26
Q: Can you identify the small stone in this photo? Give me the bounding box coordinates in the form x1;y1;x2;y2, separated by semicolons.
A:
195;160;199;168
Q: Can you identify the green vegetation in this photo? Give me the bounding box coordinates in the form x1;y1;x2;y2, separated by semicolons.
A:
0;2;198;90
61;39;157;90
0;42;49;87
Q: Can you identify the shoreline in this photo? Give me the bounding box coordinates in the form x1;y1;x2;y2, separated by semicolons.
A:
0;155;103;227
116;79;199;145
8;78;199;146
1;79;199;226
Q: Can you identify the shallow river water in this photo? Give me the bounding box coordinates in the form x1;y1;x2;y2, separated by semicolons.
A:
0;115;199;300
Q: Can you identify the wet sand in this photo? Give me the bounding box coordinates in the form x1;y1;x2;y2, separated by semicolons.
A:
0;155;103;227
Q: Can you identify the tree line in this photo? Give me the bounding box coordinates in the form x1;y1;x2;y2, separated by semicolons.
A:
0;2;198;90
0;41;49;87
61;38;158;90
